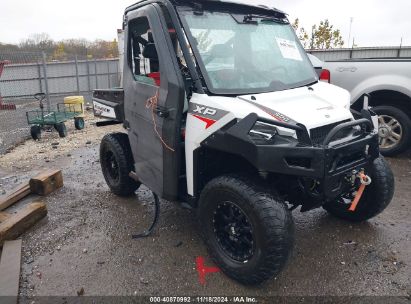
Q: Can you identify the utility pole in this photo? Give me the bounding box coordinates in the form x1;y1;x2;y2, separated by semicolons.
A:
348;17;354;48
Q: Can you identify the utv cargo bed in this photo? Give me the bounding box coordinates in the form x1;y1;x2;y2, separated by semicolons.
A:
92;89;125;122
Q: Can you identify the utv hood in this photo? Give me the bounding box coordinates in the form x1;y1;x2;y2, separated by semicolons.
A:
236;82;353;131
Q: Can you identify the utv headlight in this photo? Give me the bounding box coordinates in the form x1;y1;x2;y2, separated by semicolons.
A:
249;121;278;144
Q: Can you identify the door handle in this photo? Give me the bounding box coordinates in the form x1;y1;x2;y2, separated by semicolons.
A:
155;106;169;118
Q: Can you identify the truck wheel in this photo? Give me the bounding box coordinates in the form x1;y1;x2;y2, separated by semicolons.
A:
55;123;67;138
198;176;294;285
100;133;140;197
373;105;411;156
30;126;41;141
323;157;394;222
74;117;85;130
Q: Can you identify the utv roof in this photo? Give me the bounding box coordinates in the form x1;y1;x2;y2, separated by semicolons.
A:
125;0;286;16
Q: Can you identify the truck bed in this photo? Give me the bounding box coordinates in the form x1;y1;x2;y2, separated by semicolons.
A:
92;89;125;122
322;59;411;103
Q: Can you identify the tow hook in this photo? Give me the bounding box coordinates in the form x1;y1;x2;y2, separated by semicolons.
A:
349;171;372;212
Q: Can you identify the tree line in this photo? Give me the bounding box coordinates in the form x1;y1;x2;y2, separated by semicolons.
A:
0;33;119;61
0;19;344;63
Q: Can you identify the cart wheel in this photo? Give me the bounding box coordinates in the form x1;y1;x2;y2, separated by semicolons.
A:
55;123;67;138
74;117;85;130
30;126;42;141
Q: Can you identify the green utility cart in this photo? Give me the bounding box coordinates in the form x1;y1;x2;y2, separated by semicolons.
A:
26;93;85;140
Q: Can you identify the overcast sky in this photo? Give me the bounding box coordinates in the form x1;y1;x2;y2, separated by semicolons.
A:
1;0;410;47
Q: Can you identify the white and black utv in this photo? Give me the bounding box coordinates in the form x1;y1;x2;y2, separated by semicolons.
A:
93;0;395;285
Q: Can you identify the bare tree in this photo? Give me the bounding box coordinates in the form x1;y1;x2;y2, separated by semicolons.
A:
292;19;344;49
4;33;119;60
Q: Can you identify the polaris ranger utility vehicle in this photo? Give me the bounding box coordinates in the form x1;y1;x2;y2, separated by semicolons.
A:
93;0;395;285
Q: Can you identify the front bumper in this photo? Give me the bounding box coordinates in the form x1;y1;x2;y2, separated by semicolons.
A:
203;112;379;200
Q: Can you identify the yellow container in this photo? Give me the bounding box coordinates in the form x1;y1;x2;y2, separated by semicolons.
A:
64;96;84;117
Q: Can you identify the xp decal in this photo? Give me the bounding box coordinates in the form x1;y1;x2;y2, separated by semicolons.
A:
189;103;228;129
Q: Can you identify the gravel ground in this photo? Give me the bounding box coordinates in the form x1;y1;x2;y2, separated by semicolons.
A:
0;116;410;303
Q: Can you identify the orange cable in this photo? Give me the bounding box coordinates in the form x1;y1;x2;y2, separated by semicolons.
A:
145;90;175;152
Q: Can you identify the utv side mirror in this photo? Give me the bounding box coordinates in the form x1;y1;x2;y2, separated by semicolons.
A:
142;43;158;60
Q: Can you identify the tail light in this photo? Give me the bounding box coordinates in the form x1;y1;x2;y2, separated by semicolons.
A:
320;69;331;83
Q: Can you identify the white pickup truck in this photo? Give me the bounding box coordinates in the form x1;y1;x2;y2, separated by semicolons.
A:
321;58;411;156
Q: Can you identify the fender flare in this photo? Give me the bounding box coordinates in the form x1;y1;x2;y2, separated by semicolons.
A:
351;75;411;105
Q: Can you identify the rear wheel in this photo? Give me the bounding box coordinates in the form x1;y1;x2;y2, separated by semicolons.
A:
74;117;85;130
30;125;41;141
198;176;294;285
323;157;394;222
55;123;67;138
373;105;411;156
100;133;140;196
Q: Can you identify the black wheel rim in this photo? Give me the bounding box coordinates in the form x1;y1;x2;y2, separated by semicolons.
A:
213;201;255;262
104;151;119;182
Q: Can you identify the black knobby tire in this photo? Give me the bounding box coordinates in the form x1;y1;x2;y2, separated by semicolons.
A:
323;157;394;222
55;123;67;138
74;117;85;130
198;175;294;285
30;125;41;141
373;105;411;156
100;133;141;197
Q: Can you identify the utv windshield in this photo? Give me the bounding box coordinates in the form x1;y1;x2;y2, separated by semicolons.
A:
179;10;317;95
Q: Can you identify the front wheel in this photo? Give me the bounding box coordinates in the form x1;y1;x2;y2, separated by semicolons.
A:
30;125;41;140
323;157;394;222
100;133;141;197
198;176;294;285
74;117;85;130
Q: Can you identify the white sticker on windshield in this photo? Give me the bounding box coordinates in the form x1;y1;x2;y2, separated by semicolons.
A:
276;38;303;61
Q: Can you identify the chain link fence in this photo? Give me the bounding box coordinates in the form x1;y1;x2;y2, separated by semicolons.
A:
0;50;120;154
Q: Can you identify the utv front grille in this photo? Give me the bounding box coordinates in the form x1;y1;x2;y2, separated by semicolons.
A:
310;120;351;145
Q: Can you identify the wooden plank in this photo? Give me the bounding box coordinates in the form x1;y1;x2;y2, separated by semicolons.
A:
0;202;47;247
0;239;22;304
0;213;10;222
0;169;63;212
0;183;31;212
29;169;63;196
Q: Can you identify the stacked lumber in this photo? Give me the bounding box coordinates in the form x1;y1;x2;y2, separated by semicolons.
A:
0;169;63;246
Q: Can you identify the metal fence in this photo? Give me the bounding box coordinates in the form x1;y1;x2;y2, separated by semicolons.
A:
308;46;411;61
0;51;121;155
0;51;120;104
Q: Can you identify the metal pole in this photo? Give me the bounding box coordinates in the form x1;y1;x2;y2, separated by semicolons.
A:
41;52;51;111
107;61;111;88
86;59;91;93
94;59;99;89
37;61;43;93
75;54;80;95
398;38;403;58
348;17;353;48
